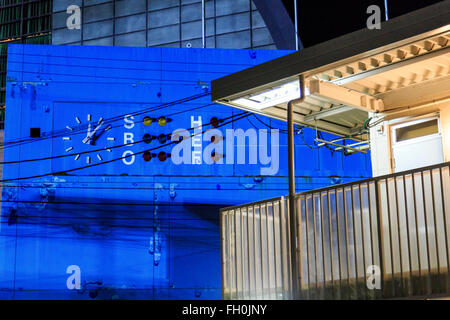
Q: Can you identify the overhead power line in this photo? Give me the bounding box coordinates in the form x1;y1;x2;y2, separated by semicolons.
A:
1;92;211;149
0;112;251;183
0;104;233;165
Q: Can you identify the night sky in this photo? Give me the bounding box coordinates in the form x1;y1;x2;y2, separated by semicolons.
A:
281;0;445;48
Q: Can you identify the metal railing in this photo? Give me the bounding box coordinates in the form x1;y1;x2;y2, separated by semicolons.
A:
220;162;450;299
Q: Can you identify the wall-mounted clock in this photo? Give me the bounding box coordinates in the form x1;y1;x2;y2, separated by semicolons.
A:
63;113;114;164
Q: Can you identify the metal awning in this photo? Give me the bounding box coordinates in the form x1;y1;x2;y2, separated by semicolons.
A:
212;1;450;139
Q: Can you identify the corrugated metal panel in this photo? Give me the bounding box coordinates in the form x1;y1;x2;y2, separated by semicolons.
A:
221;162;450;299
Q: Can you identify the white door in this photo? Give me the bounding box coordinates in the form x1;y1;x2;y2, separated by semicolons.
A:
391;117;444;173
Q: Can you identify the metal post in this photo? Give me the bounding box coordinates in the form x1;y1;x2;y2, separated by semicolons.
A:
202;0;206;48
294;0;299;50
384;0;389;21
287;75;305;299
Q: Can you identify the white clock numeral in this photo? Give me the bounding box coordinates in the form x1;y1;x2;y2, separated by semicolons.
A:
66;147;73;152
87;114;92;121
75;117;81;124
66;126;73;131
63;137;71;141
75;154;80;161
106;149;112;152
86;156;91;164
107;137;115;141
97;154;103;161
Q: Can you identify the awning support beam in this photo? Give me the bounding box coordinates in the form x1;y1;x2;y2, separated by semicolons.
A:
304;105;353;122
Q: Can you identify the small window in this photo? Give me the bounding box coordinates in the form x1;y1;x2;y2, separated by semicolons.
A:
395;119;439;143
30;128;41;138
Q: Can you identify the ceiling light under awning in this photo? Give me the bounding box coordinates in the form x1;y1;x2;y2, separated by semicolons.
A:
231;80;310;110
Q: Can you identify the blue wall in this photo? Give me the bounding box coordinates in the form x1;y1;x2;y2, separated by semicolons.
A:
0;44;371;300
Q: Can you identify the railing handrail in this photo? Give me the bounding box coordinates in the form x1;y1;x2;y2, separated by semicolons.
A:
220;162;450;212
293;161;450;198
219;196;285;213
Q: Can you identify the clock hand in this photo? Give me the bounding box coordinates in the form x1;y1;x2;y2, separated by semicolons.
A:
90;128;107;145
83;123;103;144
82;123;93;144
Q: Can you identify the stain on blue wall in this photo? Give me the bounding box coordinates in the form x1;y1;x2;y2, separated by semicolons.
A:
0;45;371;300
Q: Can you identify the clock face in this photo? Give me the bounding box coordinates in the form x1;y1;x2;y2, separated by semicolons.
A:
63;113;114;164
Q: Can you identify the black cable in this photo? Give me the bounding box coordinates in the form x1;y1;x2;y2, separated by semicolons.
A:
297;126;320;150
7;59;230;76
251;114;288;133
0;102;218;165
7;51;256;67
6;69;200;84
1;92;211;149
0;112;251;182
1;92;209;147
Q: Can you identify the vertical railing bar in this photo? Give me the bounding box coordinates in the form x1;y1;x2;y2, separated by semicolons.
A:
253;205;258;299
374;178;385;298
367;182;375;285
393;175;404;295
285;199;293;298
246;206;252;299
265;202;272;298
240;208;245;298
304;196;311;298
343;187;351;292
438;167;450;292
385;177;396;297
358;183;367;299
420;171;432;295
296;196;303;299
278;199;286;299
402;174;413;296
233;209;239;297
271;201;279;298
258;204;265;300
228;211;232;299
411;172;423;290
229;211;233;299
236;208;242;299
429;169;441;286
223;212;227;299
351;186;359;298
286;197;293;298
312;193;319;292
327;189;335;297
335;189;343;296
220;211;225;299
319;192;327;298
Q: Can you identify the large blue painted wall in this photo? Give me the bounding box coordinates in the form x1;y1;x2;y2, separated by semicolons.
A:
0;44;372;300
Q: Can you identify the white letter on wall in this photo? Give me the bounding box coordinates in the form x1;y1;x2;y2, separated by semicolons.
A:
66;265;81;290
66;5;81;30
367;5;381;30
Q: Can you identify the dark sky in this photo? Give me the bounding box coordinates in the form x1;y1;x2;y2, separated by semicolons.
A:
281;0;445;48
